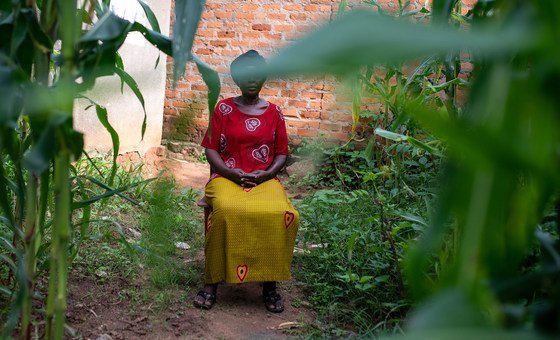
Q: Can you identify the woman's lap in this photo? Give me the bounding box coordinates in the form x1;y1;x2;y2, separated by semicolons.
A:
203;178;299;284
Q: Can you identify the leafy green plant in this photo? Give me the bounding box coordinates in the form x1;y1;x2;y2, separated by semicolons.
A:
139;178;202;288
0;0;219;338
261;0;560;337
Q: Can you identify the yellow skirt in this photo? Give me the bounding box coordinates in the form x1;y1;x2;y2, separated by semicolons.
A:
204;177;299;284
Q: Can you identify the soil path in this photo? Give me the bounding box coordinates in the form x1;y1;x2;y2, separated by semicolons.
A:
68;158;316;339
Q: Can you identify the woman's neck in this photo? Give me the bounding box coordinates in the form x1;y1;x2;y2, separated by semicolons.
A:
238;95;260;105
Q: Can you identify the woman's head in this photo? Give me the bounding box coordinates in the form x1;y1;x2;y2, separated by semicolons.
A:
230;50;267;97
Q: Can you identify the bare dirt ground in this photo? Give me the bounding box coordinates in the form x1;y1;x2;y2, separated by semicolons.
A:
67;157;317;339
67;274;316;339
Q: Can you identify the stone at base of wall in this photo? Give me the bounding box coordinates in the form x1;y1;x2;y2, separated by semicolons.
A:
162;139;205;162
285;158;316;178
116;146;167;178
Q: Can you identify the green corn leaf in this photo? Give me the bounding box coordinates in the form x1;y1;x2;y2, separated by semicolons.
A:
94;104;120;185
128;22;220;118
261;10;532;77
74;174;150;206
137;0;161;33
0;162;18;237
375;128;443;157
0;254;17;272
0;285;13;297
0;236;18;255
115;52;125;92
114;66;147;138
77;97;120;185
79;10;131;43
21;8;53;53
72;177;155;209
130;22;172;55
172;0;205;85
22;115;67;176
194;55;221;134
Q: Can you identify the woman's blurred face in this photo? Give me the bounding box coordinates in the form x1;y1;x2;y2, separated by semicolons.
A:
236;65;266;97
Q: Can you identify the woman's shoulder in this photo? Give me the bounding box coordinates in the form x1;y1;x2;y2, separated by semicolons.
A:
265;101;285;120
214;98;235;116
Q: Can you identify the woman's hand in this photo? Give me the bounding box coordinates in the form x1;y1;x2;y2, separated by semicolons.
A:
226;168;249;186
243;170;272;187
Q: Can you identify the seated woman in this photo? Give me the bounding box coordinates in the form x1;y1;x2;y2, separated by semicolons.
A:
193;50;299;313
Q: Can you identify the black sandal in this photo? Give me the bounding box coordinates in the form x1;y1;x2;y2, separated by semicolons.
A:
193;290;216;310
263;290;284;313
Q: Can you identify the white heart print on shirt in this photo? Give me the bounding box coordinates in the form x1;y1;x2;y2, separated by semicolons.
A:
219;103;233;115
219;134;227;152
225;158;236;168
252;145;269;163
245;118;261;132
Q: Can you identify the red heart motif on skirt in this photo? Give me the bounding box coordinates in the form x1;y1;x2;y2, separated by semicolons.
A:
243;187;253;192
252;145;269;163
245;118;261;132
236;264;248;282
284;211;295;229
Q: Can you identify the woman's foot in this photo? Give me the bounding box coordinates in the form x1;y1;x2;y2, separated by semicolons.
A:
263;282;284;313
193;284;217;310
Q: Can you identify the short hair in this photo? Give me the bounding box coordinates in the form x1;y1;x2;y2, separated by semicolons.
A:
230;50;266;84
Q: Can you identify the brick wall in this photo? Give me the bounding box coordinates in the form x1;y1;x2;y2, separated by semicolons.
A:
163;0;477;146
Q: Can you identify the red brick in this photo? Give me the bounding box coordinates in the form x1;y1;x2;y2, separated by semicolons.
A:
269;13;288;20
210;40;227;47
304;4;319;11
284;4;302;11
297;129;318;137
290;13;306;21
237;12;254;20
281;90;298;98
214;11;232;19
260;88;279;96
288;100;307;108
252;24;271;31
328;131;350;141
287;120;308;128
333;113;354;122
301;111;321;119
302;92;322;99
309;101;322;109
198;29;214;37
173;100;188;108
224;3;241;10
273;24;292;32
192;84;207;91
243;3;259;11
320;122;341;132
217;31;236;38
196;48;212;55
191;102;208;110
180;91;197;99
283;108;298;117
205;21;222;29
263;4;281;11
308;121;320;129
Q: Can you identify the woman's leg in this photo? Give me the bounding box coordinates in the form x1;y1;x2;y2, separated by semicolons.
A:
263;281;284;313
193;283;218;309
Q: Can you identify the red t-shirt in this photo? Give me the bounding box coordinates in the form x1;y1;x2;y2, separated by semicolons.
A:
201;98;289;176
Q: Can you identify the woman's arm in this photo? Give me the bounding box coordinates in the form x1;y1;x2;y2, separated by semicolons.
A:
206;148;248;185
